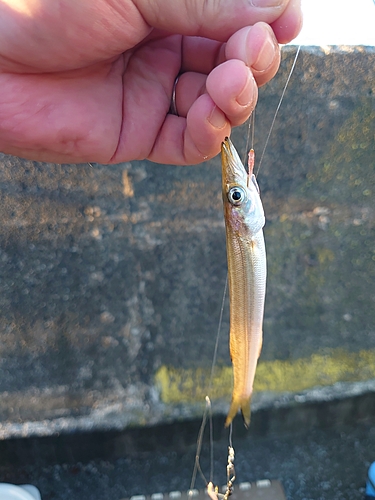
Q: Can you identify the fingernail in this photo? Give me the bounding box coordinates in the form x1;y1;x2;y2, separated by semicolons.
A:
236;76;254;107
252;38;275;72
208;106;227;129
250;0;283;7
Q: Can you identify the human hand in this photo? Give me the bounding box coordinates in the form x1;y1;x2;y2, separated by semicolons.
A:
0;0;302;165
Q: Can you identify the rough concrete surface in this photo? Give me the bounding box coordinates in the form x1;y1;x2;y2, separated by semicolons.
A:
0;392;374;500
0;46;374;435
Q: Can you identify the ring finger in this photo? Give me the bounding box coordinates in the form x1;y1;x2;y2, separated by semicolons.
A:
173;72;206;118
173;60;257;127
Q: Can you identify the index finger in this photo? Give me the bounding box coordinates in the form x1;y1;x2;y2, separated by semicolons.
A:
181;23;280;88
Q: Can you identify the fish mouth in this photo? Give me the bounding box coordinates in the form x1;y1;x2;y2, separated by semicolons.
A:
221;137;247;185
221;137;233;158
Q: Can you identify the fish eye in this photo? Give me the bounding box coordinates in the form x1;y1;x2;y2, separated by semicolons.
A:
228;186;246;206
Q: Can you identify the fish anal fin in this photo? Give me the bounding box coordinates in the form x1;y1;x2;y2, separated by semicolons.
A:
258;335;263;359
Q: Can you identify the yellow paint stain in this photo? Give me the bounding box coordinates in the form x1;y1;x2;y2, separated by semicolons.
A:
155;348;375;404
122;171;134;197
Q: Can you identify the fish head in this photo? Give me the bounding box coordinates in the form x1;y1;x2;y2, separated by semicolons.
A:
221;137;265;236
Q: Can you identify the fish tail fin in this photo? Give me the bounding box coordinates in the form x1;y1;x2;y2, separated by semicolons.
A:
225;395;252;429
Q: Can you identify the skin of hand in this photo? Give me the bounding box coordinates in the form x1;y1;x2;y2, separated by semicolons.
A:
0;0;302;165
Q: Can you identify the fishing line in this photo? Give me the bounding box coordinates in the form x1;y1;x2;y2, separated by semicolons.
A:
255;45;301;177
208;276;228;394
228;422;233;450
189;396;211;491
189;277;228;492
242;110;256;168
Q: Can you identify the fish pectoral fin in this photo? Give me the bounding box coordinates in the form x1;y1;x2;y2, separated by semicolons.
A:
225;395;252;429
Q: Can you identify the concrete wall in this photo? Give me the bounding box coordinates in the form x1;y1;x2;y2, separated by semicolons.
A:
0;46;374;438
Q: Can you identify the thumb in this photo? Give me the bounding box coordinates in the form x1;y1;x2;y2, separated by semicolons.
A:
133;0;291;41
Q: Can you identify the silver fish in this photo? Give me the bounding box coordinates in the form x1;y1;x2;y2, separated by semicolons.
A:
221;137;267;428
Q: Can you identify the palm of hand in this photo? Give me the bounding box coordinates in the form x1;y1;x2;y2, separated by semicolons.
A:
0;35;182;164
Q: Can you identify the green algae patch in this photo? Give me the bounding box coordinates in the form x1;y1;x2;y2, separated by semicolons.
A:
155;348;375;404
